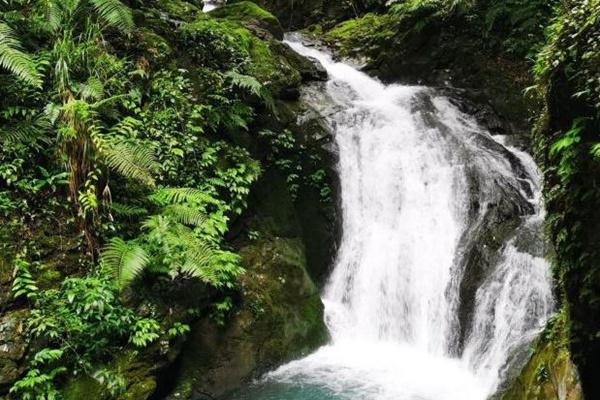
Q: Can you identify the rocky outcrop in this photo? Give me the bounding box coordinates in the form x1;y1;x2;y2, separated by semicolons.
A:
320;9;533;139
162;71;337;399
210;1;285;39
0;310;28;391
60;349;175;400
166;237;327;399
500;313;583;400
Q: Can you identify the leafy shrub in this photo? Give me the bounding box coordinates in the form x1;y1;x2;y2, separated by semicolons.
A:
178;18;249;70
10;267;162;399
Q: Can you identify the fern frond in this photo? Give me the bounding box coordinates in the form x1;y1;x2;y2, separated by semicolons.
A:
90;0;134;33
102;237;149;289
79;76;105;101
103;140;158;185
0;114;51;147
225;71;275;112
0;22;43;87
109;116;142;137
108;202;148;217
163;204;208;227
149;188;219;207
180;244;221;284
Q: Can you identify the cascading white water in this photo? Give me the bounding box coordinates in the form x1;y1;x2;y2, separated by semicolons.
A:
229;39;555;400
202;0;223;12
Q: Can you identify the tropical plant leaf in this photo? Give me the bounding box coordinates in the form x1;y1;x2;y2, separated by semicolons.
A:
163;204;208;227
90;0;134;33
225;71;275;112
149;187;219;207
0;114;52;147
0;22;43;87
103;140;158;185
108;202;148;217
79;76;105;101
101;237;149;289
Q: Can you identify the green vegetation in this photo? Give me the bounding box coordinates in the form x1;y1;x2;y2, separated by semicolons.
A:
1;0;333;398
530;0;600;396
325;0;555;60
502;311;582;400
2;0;599;398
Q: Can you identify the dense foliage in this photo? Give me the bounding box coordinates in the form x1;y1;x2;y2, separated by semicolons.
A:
0;0;290;397
2;0;599;398
531;0;600;396
325;0;556;61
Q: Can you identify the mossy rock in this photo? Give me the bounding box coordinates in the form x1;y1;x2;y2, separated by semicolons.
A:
0;309;28;389
150;0;201;22
323;5;532;135
500;310;583;400
325;12;397;59
234;0;351;30
62;351;158;400
210;1;284;39
134;28;173;65
175;13;301;97
244;34;302;97
168;238;327;399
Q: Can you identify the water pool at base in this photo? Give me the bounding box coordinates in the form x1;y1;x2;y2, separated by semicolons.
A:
227;342;489;400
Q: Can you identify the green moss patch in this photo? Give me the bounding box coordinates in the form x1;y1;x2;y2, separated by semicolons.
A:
501;310;583;400
211;1;283;39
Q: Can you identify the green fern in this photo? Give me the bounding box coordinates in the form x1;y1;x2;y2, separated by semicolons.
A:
103;140;158;186
12;256;39;300
78;76;105;101
0;22;43;87
226;71;275;112
109;116;143;138
101;237;149;289
149;187;219;207
90;0;134;33
108;202;148;217
0;115;51;147
31;349;64;367
163;204;208;227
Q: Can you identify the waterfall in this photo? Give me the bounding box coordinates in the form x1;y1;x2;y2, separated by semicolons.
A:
202;0;225;12
229;38;554;400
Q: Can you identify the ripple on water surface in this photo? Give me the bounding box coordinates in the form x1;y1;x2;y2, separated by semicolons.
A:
227;341;489;400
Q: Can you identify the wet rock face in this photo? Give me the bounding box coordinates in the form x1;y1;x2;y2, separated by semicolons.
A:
0;310;28;389
167;238;328;400
410;91;538;355
499;314;583;400
322;11;533;140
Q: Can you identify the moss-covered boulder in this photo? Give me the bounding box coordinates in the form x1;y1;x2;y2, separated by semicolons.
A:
210;1;284;39
231;0;352;30
500;312;583;400
322;7;533;137
166;238;327;399
62;351;160;400
177;3;326;99
0;310;28;390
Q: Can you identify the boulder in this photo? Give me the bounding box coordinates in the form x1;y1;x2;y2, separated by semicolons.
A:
0;310;28;389
166;238;328;399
